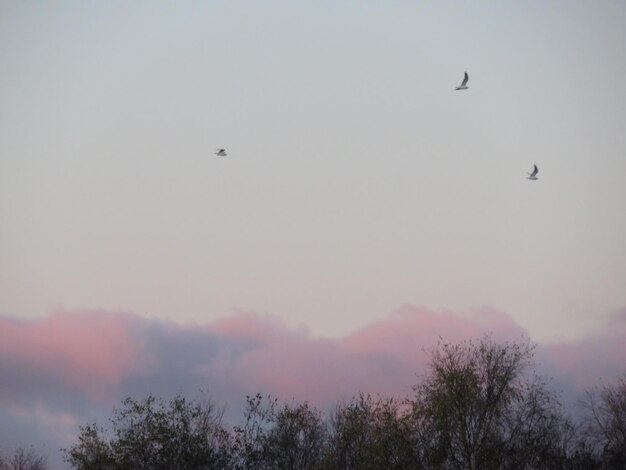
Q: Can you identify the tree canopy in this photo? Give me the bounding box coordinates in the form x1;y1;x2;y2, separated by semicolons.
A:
62;336;625;469
64;395;232;470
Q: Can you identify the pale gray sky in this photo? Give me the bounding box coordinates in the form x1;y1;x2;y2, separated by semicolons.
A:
2;1;626;341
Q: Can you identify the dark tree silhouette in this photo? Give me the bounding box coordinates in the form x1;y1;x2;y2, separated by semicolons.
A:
0;447;48;470
581;375;626;469
408;336;567;469
64;394;232;470
61;337;622;469
325;394;420;470
233;394;326;470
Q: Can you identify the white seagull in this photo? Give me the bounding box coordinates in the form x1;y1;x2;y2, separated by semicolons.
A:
526;164;539;180
215;148;227;157
455;71;469;90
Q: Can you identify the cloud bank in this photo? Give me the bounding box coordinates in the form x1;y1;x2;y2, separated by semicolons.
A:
1;306;625;468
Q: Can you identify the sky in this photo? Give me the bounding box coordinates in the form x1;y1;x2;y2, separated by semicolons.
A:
1;1;626;467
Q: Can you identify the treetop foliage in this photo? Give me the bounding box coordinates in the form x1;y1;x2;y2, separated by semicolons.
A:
58;336;625;470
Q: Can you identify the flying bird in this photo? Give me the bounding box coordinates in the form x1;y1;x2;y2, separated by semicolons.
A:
526;164;539;180
455;71;469;90
215;149;227;157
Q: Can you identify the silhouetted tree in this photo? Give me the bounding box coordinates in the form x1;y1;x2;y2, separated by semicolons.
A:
265;400;326;469
547;419;603;470
62;338;622;469
0;447;48;470
325;394;421;470
233;394;326;470
408;336;566;469
580;375;626;469
64;394;233;470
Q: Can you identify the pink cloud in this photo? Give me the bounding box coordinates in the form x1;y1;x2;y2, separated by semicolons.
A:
0;310;141;403
341;306;525;360
195;306;530;404
3;306;624;409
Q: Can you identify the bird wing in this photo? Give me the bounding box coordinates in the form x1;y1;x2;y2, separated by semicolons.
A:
531;164;538;176
461;72;468;86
